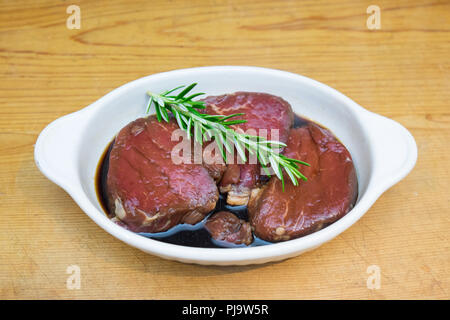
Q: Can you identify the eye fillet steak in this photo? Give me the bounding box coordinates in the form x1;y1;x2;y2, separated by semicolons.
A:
201;92;294;206
106;116;222;233
248;123;358;242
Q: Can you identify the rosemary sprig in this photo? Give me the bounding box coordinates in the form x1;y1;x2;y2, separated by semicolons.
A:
146;83;310;189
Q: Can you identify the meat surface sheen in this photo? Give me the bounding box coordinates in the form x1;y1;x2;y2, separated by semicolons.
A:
202;92;294;206
205;211;253;245
106;116;220;233
248;123;358;242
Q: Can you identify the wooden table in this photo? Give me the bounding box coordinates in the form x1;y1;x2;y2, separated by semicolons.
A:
1;0;448;300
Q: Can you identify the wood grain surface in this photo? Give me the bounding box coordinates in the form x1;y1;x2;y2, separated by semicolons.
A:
0;0;449;299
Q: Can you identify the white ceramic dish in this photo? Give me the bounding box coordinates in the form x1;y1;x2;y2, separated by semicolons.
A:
34;66;417;265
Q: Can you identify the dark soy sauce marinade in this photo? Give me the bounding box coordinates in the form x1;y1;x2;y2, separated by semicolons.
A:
96;114;311;248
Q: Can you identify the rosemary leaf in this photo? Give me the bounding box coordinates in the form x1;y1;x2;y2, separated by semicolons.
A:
177;83;197;99
154;104;162;122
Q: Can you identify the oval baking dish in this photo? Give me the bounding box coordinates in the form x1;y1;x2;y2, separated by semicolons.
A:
34;66;417;265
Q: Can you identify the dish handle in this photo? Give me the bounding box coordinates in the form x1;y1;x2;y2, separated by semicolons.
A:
34;110;88;192
363;111;417;192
